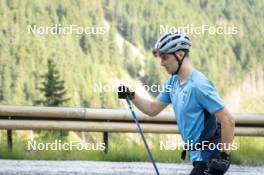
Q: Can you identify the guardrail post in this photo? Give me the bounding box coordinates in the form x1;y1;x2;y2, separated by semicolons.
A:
103;132;108;154
7;129;13;151
7;116;13;151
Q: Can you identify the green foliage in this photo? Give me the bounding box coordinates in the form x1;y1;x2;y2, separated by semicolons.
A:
141;58;165;97
102;0;264;95
0;0;122;108
1;132;264;165
34;58;69;140
0;0;263;108
0;0;263;163
79;35;90;55
35;58;69;106
123;43;141;78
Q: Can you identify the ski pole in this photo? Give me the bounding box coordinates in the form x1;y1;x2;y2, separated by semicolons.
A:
126;98;160;175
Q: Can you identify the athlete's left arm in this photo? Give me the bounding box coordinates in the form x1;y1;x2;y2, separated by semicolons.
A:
215;107;235;154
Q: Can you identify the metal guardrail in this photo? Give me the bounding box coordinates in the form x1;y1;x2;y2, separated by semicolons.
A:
0;105;263;151
0;105;264;124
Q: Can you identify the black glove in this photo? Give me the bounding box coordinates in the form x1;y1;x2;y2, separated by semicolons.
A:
205;152;231;175
117;85;135;100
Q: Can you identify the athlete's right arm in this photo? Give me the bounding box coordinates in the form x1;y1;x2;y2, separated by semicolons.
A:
117;85;168;116
132;93;168;116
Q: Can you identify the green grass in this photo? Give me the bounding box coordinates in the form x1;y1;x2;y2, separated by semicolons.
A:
232;136;264;165
0;133;263;165
0;137;181;162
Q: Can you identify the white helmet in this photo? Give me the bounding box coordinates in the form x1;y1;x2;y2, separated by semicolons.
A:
153;32;192;56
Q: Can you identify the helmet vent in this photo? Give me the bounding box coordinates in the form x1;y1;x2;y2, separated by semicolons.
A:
160;42;168;49
169;43;178;50
185;36;190;40
159;33;172;43
171;36;181;40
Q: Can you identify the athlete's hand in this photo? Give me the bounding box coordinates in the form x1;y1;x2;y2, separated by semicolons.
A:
117;85;135;100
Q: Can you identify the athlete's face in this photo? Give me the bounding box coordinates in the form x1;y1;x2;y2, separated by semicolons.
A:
159;54;178;74
159;50;186;74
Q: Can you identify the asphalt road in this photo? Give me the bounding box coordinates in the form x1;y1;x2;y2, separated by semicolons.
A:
0;160;263;175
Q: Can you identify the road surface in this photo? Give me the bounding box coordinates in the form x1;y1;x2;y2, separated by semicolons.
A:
0;160;263;175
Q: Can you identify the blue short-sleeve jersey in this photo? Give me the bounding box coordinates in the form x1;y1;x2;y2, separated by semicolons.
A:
157;69;224;162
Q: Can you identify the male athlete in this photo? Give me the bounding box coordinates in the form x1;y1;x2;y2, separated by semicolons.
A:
118;32;235;175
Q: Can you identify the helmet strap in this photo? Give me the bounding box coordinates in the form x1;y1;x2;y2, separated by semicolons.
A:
172;52;186;75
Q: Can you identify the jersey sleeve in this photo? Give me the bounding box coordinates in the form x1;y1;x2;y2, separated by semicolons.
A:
156;79;172;104
194;80;224;114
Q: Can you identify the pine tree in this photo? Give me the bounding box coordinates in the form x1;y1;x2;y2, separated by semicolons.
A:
37;59;69;106
35;58;70;141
